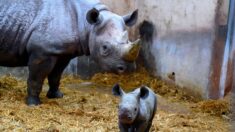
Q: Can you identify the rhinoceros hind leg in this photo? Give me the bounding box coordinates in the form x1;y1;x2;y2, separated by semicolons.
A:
47;58;70;99
47;89;64;98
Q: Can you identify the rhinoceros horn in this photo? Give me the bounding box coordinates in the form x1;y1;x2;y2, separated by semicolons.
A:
122;39;141;62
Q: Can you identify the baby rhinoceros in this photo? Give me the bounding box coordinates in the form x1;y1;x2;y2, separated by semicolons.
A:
112;84;157;132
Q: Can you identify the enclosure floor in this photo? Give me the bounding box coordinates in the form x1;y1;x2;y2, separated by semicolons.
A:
0;68;232;131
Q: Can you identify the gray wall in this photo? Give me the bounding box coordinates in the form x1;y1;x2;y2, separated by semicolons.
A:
137;0;228;99
101;0;232;99
0;67;28;79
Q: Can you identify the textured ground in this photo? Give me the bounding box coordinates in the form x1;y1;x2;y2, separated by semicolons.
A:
0;68;232;131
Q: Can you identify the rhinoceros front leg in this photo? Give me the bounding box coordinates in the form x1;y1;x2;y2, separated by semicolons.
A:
27;55;57;105
119;123;130;132
47;59;70;99
135;121;149;132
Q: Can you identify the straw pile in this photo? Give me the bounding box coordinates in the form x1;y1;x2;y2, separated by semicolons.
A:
91;67;199;102
0;68;232;131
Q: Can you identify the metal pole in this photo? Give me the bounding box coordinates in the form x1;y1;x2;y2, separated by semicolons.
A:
219;0;235;98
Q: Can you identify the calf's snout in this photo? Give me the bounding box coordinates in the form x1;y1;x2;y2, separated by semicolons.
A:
118;108;134;124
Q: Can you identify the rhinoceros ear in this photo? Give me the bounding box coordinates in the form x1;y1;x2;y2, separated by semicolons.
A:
123;9;138;27
112;84;124;96
139;86;149;99
86;8;102;25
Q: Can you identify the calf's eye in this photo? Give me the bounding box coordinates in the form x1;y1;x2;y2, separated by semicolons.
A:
134;108;137;111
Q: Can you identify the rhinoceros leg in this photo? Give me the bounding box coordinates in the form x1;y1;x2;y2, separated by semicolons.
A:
119;123;130;132
135;122;149;132
26;55;57;105
47;58;70;99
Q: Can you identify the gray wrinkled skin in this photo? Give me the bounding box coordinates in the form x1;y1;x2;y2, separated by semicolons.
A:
112;84;157;132
0;0;138;105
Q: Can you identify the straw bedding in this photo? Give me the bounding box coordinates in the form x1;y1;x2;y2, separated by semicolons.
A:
0;67;232;131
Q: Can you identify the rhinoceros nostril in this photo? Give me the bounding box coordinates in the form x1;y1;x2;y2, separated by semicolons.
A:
117;65;125;73
118;66;124;71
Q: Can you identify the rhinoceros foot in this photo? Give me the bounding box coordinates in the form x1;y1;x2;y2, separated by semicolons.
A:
26;96;41;106
46;90;64;99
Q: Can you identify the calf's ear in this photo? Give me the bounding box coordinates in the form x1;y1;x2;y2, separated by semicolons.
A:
86;8;102;25
123;9;138;27
139;86;149;99
112;84;124;96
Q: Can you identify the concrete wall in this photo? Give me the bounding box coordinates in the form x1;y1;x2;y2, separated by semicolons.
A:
0;67;28;79
133;0;229;98
100;0;231;99
100;0;136;15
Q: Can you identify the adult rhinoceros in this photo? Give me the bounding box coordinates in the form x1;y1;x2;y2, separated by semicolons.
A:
0;0;140;105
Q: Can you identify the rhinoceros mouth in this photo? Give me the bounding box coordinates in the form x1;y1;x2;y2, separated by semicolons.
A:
118;115;134;124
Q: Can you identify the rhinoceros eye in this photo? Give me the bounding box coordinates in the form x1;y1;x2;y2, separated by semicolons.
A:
100;44;110;56
102;45;107;50
134;108;137;112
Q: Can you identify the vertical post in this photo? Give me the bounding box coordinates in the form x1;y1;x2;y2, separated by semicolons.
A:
230;10;235;129
226;0;235;95
230;0;235;92
219;0;235;97
208;0;228;99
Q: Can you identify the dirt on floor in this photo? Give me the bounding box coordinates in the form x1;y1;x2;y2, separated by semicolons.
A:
0;67;232;131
